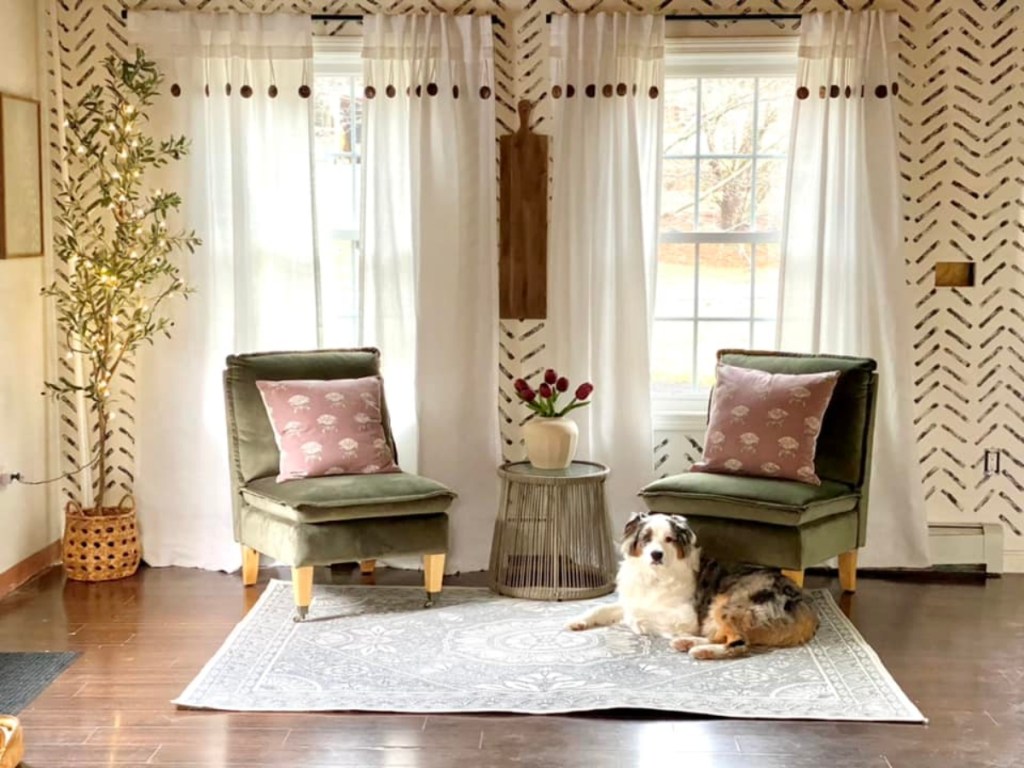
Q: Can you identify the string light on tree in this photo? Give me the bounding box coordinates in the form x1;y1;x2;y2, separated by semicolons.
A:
43;49;201;513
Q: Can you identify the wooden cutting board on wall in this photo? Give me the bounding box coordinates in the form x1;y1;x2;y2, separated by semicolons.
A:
499;100;548;319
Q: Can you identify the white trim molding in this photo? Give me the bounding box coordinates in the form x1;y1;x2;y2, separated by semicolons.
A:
652;411;708;434
313;36;361;74
665;37;799;78
1004;551;1024;574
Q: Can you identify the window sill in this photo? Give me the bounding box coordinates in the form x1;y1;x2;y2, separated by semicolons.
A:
652;411;708;433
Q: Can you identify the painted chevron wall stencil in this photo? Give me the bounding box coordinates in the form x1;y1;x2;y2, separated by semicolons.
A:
44;0;1023;564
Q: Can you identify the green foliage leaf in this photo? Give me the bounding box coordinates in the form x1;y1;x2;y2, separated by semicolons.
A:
45;48;202;507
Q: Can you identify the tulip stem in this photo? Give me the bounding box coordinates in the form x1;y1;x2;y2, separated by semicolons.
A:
557;400;591;416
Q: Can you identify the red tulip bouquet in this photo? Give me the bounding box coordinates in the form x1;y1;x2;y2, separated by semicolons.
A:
514;369;594;418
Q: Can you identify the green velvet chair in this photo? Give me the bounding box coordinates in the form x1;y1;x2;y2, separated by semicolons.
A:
223;348;456;620
640;350;877;592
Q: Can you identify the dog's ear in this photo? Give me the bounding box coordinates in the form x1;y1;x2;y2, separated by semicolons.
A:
622;511;648;539
621;511;648;557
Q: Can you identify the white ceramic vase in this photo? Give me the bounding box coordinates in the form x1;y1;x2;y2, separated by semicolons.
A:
523;417;579;470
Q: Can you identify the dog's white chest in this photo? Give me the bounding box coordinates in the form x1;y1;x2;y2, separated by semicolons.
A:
615;561;700;637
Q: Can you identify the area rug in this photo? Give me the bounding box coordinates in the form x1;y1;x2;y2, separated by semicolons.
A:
0;652;79;713
174;581;925;722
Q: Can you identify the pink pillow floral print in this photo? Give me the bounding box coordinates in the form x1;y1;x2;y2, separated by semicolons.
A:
256;377;399;482
691;364;840;486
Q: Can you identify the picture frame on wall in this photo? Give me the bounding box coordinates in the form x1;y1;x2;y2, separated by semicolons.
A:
0;92;43;259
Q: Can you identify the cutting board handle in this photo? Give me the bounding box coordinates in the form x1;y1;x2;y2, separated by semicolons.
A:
516;100;533;135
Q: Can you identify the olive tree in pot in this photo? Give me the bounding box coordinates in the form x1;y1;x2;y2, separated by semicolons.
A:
44;50;200;581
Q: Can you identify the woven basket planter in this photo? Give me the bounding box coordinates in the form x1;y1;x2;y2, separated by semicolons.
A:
62;495;141;582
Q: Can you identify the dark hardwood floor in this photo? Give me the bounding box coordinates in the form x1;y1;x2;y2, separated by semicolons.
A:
0;564;1021;768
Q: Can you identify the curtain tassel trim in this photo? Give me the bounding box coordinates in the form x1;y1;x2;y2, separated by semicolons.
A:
797;82;900;99
551;83;660;99
169;83;310;99
363;83;491;100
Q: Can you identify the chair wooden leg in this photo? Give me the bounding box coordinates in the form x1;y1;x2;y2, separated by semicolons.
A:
839;549;858;593
291;566;314;622
423;554;445;607
781;569;805;588
359;559;376;575
241;546;259;587
0;714;24;768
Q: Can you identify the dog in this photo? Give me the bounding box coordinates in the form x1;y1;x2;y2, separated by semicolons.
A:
567;511;819;660
566;511;702;640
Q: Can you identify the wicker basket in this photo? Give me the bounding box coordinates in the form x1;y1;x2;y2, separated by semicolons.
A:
62;495;141;582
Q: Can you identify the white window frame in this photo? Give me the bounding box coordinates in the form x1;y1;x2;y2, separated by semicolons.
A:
654;36;798;431
311;38;363;347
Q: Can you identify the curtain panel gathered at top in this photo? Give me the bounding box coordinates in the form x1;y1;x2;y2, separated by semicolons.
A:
361;15;500;573
778;10;930;568
547;13;665;530
127;11;317;570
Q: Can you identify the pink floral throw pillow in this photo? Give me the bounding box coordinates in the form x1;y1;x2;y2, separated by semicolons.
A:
691;364;840;486
255;377;399;482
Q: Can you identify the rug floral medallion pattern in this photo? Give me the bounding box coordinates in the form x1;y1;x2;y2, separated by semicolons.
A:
174;581;925;722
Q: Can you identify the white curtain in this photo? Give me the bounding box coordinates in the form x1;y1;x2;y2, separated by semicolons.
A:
128;12;317;570
547;14;664;531
362;15;500;573
778;11;929;568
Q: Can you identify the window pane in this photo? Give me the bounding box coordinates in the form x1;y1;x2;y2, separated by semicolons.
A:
754;243;780;319
652;321;695;396
753;319;776;351
313;68;363;349
654;69;793;410
655;243;695;318
661;159;696;232
313;75;363;234
754;158;787;231
319;238;360;347
698;243;752;318
698;157;753;232
699;78;755;156
696;321;751;388
663;79;698;157
756;77;793;156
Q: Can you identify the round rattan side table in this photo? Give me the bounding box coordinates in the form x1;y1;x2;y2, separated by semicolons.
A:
489;461;616;601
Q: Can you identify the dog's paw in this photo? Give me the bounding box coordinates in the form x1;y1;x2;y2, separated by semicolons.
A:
566;619;590;631
670;637;700;652
625;618;650;636
688;646;720;660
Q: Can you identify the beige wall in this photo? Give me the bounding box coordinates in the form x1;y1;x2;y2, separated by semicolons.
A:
0;0;57;575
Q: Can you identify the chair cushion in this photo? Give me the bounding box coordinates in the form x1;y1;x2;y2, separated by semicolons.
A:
242;473;456;525
641;472;859;527
718;350;876;487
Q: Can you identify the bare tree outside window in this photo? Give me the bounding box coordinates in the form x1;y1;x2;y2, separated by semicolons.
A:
653;75;794;401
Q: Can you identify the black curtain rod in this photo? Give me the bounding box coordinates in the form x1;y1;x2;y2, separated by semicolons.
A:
123;10;801;23
307;13;802;23
658;13;800;21
311;14;364;22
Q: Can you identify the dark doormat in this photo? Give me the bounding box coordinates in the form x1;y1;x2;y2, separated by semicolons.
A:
0;652;79;713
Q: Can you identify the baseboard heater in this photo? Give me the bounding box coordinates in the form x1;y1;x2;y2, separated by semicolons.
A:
927;523;1004;574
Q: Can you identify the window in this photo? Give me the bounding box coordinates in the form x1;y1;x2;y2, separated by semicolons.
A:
312;40;364;347
653;39;797;417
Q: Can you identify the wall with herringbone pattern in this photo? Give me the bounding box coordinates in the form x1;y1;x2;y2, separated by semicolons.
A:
46;0;1024;565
